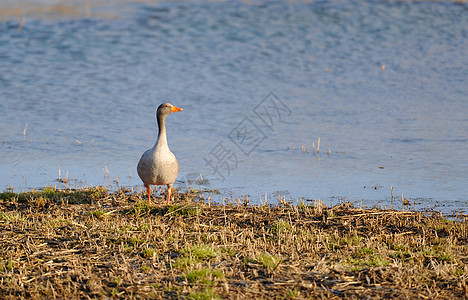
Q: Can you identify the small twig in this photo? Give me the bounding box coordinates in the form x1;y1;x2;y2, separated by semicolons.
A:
23;123;28;136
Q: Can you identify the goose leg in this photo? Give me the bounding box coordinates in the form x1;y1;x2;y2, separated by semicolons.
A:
146;186;152;205
166;184;172;205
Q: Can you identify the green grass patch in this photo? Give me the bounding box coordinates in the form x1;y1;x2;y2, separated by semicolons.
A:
128;201;154;215
166;204;202;216
0;259;15;272
341;235;362;246
349;255;389;267
127;202;202;217
220;247;237;257
126;237;145;248
141;248;157;259
175;245;219;269
188;287;220;300
0;191;16;202
88;210;106;219
184;268;224;285
182;245;219;260
286;288;300;298
389;250;411;261
141;264;151;272
359;247;375;255
175;255;199;269
47;218;69;228
0;211;25;223
270;220;292;234
0;187;108;205
114;277;122;286
255;252;281;270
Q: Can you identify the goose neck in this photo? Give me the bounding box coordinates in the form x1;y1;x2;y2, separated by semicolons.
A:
155;113;168;149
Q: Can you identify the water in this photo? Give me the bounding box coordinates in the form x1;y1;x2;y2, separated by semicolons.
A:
1;0;467;214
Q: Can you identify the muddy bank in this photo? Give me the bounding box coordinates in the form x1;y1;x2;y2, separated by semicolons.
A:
0;187;467;299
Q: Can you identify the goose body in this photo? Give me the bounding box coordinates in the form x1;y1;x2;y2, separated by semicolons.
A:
137;144;179;186
137;103;183;205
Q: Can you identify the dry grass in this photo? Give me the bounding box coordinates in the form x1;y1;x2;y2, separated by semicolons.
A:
0;187;467;299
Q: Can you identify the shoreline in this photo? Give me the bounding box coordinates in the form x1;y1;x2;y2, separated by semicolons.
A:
2;0;467;21
2;183;466;219
1;187;467;299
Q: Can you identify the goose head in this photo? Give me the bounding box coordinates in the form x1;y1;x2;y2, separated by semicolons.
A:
157;103;183;117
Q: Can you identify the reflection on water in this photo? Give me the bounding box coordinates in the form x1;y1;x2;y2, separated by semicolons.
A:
1;0;467;214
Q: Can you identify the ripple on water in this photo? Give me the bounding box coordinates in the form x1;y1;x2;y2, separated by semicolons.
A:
0;0;467;215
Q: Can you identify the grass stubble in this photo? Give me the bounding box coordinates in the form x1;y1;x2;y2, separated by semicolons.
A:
0;187;467;299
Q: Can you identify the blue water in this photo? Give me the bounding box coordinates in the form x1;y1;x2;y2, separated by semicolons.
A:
1;0;467;214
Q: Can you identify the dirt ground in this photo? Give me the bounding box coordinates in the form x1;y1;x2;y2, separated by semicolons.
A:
0;187;467;299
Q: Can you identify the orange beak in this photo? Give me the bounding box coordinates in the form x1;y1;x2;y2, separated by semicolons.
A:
171;105;183;113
